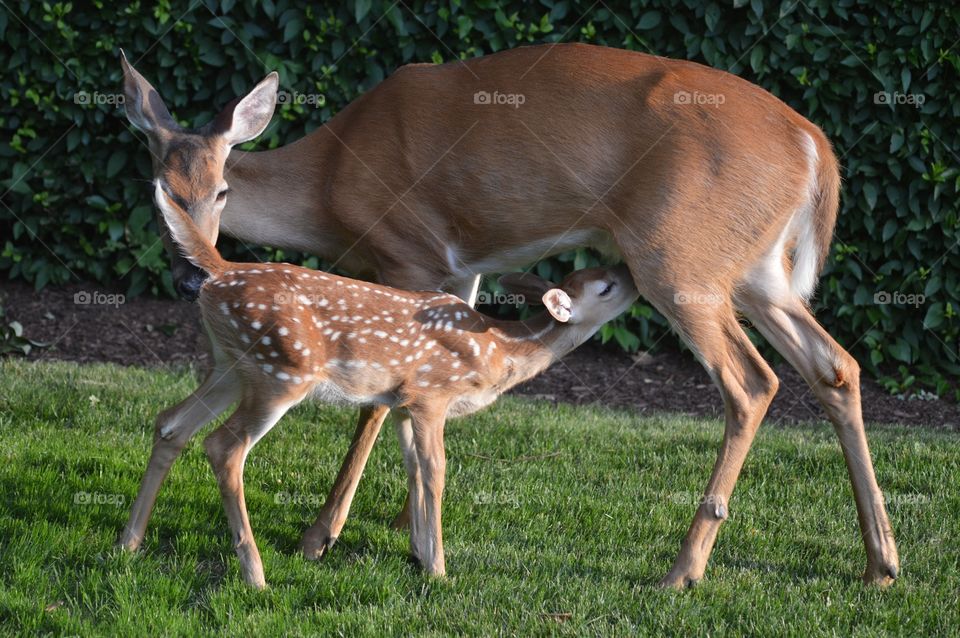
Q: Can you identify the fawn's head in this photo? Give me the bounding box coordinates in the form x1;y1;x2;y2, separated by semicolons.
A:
499;264;638;328
120;52;278;300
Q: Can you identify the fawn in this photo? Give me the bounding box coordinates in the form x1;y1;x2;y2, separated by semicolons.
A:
119;182;638;588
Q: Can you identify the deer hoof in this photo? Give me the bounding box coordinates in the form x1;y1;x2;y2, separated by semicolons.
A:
302;535;336;561
657;570;702;590
863;562;898;587
247;576;268;590
117;532;142;552
391;510;410;530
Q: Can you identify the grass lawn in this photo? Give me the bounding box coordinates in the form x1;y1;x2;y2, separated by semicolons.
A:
1;359;958;636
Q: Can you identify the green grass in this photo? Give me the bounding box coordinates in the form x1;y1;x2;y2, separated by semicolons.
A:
0;359;958;636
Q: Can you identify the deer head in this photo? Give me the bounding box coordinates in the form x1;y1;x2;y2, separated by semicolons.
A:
498;264;638;347
120;51;278;300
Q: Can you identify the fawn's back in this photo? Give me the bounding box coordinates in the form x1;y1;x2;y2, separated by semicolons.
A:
200;263;523;414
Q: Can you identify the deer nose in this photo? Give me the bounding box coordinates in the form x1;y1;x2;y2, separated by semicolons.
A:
176;269;207;301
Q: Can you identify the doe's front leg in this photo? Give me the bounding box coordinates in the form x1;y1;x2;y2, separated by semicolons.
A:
302;404;392;559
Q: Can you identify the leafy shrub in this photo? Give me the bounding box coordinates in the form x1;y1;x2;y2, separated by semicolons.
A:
0;297;46;356
1;0;958;394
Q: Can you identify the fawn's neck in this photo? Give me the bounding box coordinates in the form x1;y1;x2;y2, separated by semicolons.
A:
488;312;597;390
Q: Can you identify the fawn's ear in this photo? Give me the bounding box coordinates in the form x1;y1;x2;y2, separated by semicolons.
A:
212;72;279;147
497;272;553;303
542;288;572;323
120;49;178;136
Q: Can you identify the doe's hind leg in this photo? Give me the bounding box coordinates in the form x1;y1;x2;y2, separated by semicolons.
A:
739;296;899;585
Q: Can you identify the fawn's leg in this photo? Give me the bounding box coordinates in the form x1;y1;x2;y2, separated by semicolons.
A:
390;275;481;531
302;405;391;559
389;420;415;531
119;366;237;550
204;391;301;589
740;296;899;584
405;405;447;576
392;411;422;547
657;301;780;588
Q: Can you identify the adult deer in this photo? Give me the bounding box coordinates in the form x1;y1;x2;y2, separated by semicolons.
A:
119;43;899;588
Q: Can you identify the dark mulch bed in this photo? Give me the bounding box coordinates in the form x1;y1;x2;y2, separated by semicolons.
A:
3;280;958;429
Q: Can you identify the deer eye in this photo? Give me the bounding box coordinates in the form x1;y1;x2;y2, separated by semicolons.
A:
216;189;229;202
599;281;615;297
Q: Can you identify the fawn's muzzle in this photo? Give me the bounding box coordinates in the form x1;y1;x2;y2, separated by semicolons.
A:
176;267;208;301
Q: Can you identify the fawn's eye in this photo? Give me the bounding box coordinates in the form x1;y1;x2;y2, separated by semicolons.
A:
599;281;615;297
216;189;229;202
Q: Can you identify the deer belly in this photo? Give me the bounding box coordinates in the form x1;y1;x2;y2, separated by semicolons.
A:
310;380;398;407
447;229;619;277
310;363;399;407
447;389;500;418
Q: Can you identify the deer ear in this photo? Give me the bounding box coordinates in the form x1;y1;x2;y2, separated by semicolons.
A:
120;50;178;136
497;272;553;304
214;72;279;147
542;288;572;323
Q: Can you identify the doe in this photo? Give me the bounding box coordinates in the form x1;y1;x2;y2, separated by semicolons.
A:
118;182;638;588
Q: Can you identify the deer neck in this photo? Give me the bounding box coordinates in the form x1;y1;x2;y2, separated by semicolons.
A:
219;132;343;259
490;313;597;390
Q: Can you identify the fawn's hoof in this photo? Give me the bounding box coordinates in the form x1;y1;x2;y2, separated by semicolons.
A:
658;568;702;590
407;553;445;577
246;576;268;590
116;532;142;552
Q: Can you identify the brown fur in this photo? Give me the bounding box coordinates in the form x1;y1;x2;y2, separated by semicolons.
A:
120;185;638;585
121;43;898;588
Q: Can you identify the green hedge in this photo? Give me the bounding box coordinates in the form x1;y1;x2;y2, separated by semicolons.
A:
1;1;958;395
